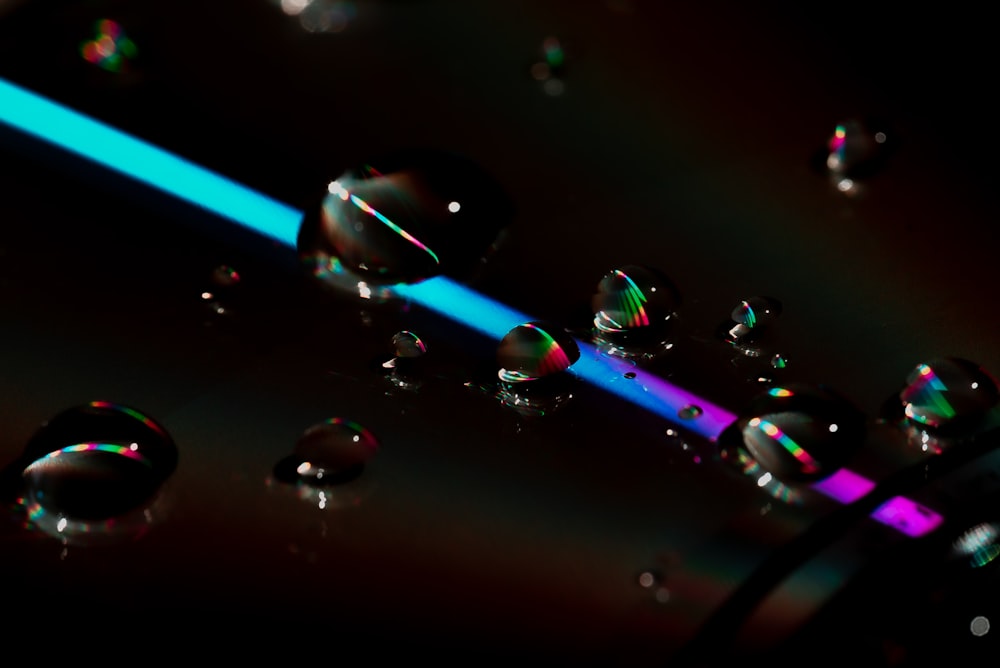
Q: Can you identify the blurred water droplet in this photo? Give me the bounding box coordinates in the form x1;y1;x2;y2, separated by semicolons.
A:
953;522;1000;569
296;0;356;33
298;150;513;300
80;18;138;75
720;384;866;487
202;264;243;320
592;265;680;360
678;405;702;420
529;36;567;94
821;119;893;190
11;401;177;544
497;321;579;416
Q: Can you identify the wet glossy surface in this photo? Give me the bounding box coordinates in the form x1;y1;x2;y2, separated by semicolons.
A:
2;0;1000;662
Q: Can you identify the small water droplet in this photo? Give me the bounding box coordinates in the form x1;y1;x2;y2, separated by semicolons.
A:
771;354;787;369
12;401;177;544
720;384;866;485
496;321;579;416
624;371;637;379
271;418;379;509
298;150;513;300
202;264;243;320
899;358;999;432
719;296;782;347
294;0;357;33
381;331;429;390
592;265;680;360
678;405;702;420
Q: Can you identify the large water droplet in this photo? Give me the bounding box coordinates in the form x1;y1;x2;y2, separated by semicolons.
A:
496;321;579;416
14;401;177;543
720;384;866;485
591;264;680;359
298;149;513;299
899;357;999;432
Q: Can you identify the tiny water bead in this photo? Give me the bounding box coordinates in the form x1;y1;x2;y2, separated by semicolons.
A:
201;264;243;318
898;358;999;433
15;401;177;543
591;265;680;360
381;330;429;390
496;321;580;416
720;384;866;485
80;19;137;73
718;296;782;348
297;149;514;300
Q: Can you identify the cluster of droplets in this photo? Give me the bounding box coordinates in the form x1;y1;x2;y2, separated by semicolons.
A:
3;402;178;546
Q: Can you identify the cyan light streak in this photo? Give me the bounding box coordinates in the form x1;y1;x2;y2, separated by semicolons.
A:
0;76;944;537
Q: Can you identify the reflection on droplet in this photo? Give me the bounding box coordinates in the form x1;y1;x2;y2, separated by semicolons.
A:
497;321;579;416
899;358;999;432
953;522;1000;569
678;405;702;420
13;401;177;544
592;265;680;360
719;384;866;488
719;296;782;347
298;150;513;300
80;19;137;73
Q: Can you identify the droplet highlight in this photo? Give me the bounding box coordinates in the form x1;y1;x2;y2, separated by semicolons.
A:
298;150;513;300
80;19;137;73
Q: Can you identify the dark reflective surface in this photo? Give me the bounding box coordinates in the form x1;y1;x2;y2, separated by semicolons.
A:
2;0;999;662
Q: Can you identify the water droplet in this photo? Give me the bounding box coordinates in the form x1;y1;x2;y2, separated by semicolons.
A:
591;265;680;359
529;36;567;93
202;264;243;319
298;149;513;299
294;0;357;33
381;331;429;390
271;419;379;510
624;371;637;380
211;264;241;288
720;384;866;485
899;358;999;432
771;354;787;369
822;118;892;184
678;405;702;420
718;296;782;347
80;19;138;74
496;321;580;416
13;401;177;544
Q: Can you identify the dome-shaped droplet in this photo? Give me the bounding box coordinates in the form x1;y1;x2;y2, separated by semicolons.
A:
498;321;580;383
719;296;782;346
591;264;680;358
496;321;579;416
16;401;177;541
899;358;999;431
274;418;379;486
724;385;866;484
298;149;514;298
392;330;427;359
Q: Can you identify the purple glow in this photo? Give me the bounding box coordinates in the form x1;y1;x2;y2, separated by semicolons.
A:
871;495;944;538
811;468;876;504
